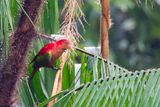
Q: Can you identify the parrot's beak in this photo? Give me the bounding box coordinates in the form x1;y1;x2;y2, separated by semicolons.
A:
67;44;73;49
67;40;73;49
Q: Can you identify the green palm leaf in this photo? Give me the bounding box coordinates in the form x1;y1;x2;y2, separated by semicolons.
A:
38;67;160;107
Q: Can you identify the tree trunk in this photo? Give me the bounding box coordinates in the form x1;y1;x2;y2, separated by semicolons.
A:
0;0;44;106
100;0;111;59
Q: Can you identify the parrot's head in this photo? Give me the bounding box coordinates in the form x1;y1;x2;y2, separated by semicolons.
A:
56;39;72;51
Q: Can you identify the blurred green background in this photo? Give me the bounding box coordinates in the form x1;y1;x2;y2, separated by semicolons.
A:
1;0;160;106
1;0;160;71
67;0;160;70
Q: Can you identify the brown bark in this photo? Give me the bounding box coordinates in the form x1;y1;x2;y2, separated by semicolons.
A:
48;52;68;107
0;0;44;106
100;0;111;59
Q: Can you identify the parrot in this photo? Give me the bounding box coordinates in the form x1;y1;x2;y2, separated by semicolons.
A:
29;38;71;79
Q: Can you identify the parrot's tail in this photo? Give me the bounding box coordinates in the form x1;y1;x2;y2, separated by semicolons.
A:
29;68;39;80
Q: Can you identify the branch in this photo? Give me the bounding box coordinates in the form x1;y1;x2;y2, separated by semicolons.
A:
37;33;109;63
11;32;109;63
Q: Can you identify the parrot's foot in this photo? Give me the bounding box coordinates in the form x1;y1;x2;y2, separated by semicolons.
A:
53;67;61;71
21;75;30;81
34;101;39;106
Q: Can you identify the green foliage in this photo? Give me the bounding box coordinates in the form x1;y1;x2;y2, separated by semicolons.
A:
0;0;14;56
17;40;160;107
109;1;160;70
62;61;75;90
38;60;160;107
1;0;160;107
41;0;59;34
18;79;36;107
20;51;133;107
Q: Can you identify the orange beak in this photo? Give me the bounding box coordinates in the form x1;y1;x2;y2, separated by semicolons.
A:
67;43;73;49
66;40;73;49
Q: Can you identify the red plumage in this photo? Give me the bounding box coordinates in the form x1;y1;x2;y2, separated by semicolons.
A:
38;43;56;55
30;39;71;79
38;39;70;55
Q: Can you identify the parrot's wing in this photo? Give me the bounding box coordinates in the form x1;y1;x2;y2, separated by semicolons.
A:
30;43;55;64
32;53;52;67
30;52;51;64
29;53;52;80
30;55;38;64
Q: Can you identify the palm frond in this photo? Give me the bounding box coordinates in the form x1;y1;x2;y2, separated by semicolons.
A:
38;67;160;107
0;0;14;58
16;0;159;107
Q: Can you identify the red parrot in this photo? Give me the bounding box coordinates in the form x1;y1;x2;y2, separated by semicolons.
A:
30;39;71;79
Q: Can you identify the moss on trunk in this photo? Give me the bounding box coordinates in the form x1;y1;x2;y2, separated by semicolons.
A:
0;0;44;106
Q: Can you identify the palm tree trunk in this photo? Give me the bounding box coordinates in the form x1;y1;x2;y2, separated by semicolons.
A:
0;0;44;106
100;0;111;59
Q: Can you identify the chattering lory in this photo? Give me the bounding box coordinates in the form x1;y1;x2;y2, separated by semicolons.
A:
30;39;71;79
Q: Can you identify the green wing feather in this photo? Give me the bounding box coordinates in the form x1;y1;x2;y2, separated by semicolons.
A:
30;53;52;79
32;53;52;68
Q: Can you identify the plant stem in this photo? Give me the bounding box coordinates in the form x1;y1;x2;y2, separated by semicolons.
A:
100;0;111;59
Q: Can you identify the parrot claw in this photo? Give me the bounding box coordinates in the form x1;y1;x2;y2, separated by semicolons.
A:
20;75;30;80
53;67;61;71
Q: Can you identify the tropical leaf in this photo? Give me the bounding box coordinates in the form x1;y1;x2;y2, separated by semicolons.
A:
38;67;160;107
0;0;14;57
6;0;159;107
